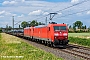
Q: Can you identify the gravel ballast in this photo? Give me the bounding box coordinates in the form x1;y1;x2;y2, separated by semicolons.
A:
22;38;83;60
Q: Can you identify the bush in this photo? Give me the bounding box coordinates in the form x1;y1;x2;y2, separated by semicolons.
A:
0;28;2;33
69;37;90;47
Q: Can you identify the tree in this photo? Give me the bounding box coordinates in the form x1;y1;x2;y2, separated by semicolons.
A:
73;21;83;29
6;24;8;32
0;28;2;33
21;21;29;28
85;25;87;29
82;25;87;29
38;22;45;25
69;25;72;29
19;25;20;28
73;26;76;31
38;22;42;25
8;26;12;29
6;24;8;28
8;26;12;31
82;26;85;29
88;26;90;32
30;20;38;26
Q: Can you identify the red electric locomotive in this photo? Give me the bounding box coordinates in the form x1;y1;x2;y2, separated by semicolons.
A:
24;23;69;47
24;27;34;38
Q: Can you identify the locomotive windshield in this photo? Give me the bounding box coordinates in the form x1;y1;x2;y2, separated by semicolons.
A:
54;26;66;31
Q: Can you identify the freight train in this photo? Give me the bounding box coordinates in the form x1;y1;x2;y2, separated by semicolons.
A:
24;23;69;47
7;23;69;47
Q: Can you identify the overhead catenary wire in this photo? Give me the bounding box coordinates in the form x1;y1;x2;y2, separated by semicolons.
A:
54;9;90;20
55;0;90;13
14;21;21;25
18;0;90;25
34;0;90;20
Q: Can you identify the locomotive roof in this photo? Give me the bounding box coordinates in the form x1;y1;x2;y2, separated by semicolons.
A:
24;27;30;29
24;26;34;29
48;23;67;26
35;25;47;28
24;23;67;29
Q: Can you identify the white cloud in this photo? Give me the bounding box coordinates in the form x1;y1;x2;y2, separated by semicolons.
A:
12;14;17;16
18;14;24;17
76;13;82;15
71;0;79;3
43;12;49;15
0;0;90;28
58;13;62;15
5;12;12;15
2;1;9;5
28;10;44;15
0;22;8;25
31;3;46;7
0;10;5;15
0;10;15;16
87;11;90;15
2;1;17;5
22;0;25;2
10;1;17;4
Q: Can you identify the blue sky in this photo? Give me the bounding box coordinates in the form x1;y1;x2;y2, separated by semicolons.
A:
0;0;2;3
0;0;70;7
0;0;90;28
0;0;3;2
44;0;70;2
0;0;70;3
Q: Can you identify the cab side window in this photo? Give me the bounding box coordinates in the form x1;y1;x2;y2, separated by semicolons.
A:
49;27;50;31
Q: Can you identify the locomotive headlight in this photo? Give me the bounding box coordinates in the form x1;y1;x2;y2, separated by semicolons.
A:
63;33;67;36
54;33;59;36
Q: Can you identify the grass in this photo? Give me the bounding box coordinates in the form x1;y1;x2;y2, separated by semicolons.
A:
69;37;90;47
68;33;90;47
0;33;63;60
69;33;90;39
0;33;1;41
0;33;1;40
69;33;90;37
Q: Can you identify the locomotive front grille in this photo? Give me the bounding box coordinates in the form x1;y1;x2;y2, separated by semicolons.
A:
54;40;69;45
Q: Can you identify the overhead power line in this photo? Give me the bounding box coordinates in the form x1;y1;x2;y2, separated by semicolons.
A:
55;0;90;13
14;21;21;25
34;0;90;20
54;9;90;19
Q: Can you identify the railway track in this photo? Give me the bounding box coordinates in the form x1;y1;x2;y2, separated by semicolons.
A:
8;33;90;60
58;44;90;60
23;35;90;60
60;49;90;60
68;44;90;51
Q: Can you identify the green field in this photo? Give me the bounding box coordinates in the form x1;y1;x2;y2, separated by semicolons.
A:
68;33;90;47
0;33;63;60
69;33;90;37
0;33;1;41
69;37;90;47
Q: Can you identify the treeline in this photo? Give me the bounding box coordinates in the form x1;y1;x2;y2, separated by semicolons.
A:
0;20;45;33
0;28;2;33
21;20;45;28
1;20;90;33
69;21;90;33
3;20;45;29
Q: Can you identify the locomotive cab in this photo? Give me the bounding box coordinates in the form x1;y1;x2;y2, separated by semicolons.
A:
51;24;69;46
54;26;68;40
